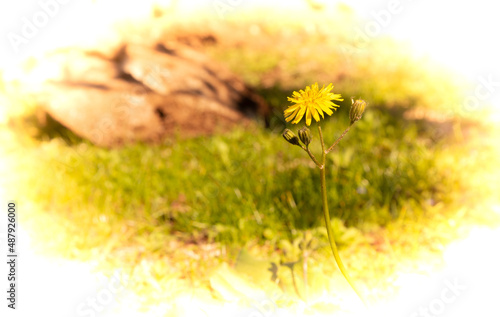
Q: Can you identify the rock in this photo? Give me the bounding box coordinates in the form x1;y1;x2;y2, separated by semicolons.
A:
22;49;121;91
37;80;165;147
24;41;269;147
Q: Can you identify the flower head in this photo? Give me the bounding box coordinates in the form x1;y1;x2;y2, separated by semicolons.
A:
349;98;366;125
282;129;301;146
298;126;312;146
284;83;343;126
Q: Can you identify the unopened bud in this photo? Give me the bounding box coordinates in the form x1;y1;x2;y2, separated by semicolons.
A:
282;129;300;146
349;99;366;125
298;127;312;146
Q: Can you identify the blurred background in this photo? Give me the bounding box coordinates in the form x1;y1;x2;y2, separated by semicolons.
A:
1;1;499;316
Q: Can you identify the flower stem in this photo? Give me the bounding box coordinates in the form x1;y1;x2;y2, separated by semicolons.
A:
318;126;366;306
326;126;351;154
301;145;322;168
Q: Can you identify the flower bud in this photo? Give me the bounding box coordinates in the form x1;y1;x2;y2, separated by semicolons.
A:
282;129;301;146
298;127;312;146
349;99;366;125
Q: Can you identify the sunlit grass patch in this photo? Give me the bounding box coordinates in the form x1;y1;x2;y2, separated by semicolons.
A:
11;108;457;246
6;114;500;310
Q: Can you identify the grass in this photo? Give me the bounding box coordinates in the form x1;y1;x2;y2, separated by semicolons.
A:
3;13;500;310
13;106;457;245
8;100;499;306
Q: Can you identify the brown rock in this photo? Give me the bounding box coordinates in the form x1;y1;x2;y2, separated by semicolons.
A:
37;80;165;147
26;41;269;147
118;42;269;119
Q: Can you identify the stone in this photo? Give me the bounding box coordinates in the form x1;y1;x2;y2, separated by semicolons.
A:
24;41;269;147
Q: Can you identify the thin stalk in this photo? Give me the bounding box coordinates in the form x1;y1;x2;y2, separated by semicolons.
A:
318;125;366;306
301;145;322;168
326;126;351;154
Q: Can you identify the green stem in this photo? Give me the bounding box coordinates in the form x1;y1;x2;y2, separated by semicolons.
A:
326;126;351;154
301;145;321;168
318;126;366;306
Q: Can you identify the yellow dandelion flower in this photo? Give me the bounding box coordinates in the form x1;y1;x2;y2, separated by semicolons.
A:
284;83;343;126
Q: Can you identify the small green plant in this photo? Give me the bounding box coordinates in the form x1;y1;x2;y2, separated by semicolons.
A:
282;82;367;305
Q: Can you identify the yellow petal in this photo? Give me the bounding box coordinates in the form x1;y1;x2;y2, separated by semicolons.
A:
310;107;320;122
305;109;312;126
313;105;324;119
321;106;333;116
284;105;300;114
319;102;333;114
292;107;306;124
